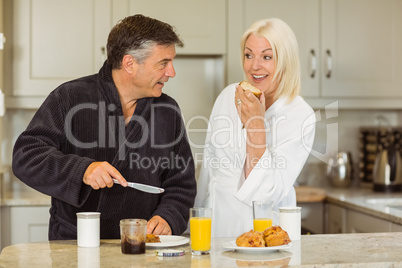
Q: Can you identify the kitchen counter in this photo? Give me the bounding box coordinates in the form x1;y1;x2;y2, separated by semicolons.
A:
322;186;402;225
296;185;402;225
1;175;51;206
1;233;402;267
1;189;50;206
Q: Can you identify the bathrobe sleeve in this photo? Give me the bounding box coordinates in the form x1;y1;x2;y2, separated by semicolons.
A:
234;97;316;206
12;88;95;207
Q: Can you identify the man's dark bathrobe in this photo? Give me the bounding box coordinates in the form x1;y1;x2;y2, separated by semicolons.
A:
12;62;196;240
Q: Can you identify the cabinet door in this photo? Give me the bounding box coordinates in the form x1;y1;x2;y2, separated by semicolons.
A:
299;202;324;234
346;210;391;233
391;223;402;232
7;0;111;96
321;0;402;97
115;0;226;55
326;203;346;234
0;0;3;93
1;206;50;248
227;0;320;97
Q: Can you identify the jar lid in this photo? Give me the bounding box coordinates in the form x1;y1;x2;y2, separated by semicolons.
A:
120;219;147;226
76;212;100;219
278;207;301;213
156;249;185;257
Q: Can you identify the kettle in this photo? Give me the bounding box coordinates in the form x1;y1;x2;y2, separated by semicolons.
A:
327;152;353;187
373;143;402;192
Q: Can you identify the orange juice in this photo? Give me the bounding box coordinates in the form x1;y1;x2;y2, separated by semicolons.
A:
190;217;212;251
253;218;272;232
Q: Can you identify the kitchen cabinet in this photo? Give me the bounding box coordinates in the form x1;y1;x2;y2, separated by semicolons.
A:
227;0;402;108
325;201;402;234
346;209;391;233
227;0;320;97
113;0;226;55
0;0;3;93
299;202;324;234
321;0;402;99
391;222;402;232
3;0;225;102
326;203;346;234
4;0;114;97
1;206;50;249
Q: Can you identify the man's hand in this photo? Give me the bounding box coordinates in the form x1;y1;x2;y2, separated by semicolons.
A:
83;161;127;190
147;215;172;235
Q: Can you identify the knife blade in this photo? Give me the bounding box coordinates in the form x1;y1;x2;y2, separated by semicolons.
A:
112;179;164;194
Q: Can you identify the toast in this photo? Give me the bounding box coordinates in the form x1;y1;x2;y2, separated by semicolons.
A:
239;81;262;98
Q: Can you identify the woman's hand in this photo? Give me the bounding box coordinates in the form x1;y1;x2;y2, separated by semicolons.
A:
235;84;266;129
235;84;267;178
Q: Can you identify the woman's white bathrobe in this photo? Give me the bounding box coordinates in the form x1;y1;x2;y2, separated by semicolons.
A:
194;83;316;237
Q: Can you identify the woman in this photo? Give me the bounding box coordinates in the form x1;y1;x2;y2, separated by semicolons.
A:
194;18;316;237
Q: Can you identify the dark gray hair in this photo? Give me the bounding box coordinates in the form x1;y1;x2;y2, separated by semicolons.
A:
107;14;183;69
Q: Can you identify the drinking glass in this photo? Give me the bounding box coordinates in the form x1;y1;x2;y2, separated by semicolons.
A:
252;200;274;232
190;208;212;255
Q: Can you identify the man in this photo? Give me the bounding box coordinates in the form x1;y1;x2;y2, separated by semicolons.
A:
12;14;196;240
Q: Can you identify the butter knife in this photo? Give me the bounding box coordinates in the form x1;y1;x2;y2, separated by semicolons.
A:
112;179;164;194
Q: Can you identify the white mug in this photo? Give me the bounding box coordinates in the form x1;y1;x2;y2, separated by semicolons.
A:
279;207;301;241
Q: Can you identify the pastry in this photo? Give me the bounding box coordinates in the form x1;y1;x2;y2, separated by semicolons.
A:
262;226;291;247
236;230;265;247
146;234;161;243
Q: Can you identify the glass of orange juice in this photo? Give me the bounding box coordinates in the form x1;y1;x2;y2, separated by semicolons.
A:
190;207;212;255
252;200;274;232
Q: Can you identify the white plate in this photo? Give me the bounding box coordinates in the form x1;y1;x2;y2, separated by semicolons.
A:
146;235;189;248
223;240;292;254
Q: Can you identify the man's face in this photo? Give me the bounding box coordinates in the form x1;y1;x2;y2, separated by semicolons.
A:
132;44;177;98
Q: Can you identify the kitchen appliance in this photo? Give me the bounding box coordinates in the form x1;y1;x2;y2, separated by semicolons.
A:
372;142;402;192
326;151;353;187
359;127;402;183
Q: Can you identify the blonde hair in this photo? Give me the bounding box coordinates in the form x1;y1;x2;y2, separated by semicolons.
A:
240;18;301;102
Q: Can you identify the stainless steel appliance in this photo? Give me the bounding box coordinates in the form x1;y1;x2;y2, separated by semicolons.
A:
372;143;402;192
359;127;402;184
327;151;353;187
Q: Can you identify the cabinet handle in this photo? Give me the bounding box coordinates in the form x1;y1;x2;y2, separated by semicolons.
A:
310;49;317;78
101;46;107;62
326;49;333;78
0;33;5;50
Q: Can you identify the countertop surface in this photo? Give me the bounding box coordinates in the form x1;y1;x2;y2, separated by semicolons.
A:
1;174;51;206
1;188;51;206
326;186;402;225
297;185;402;225
1;233;402;267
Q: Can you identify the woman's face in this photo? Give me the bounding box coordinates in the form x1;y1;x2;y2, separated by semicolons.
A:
243;34;278;99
